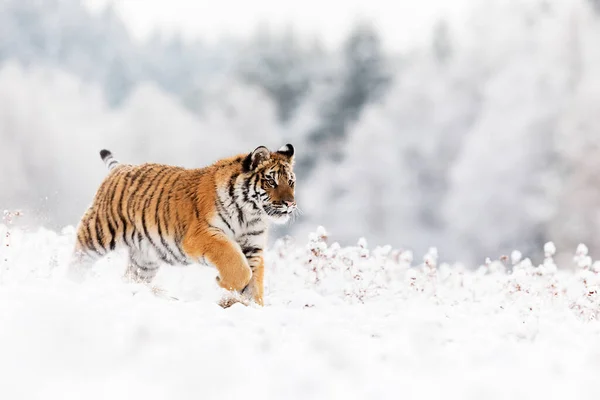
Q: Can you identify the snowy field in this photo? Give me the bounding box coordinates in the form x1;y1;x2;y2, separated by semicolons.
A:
2;220;600;400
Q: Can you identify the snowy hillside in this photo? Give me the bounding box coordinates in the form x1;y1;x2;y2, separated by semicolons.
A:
2;218;600;400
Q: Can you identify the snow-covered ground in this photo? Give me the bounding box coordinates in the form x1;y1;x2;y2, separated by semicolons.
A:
2;221;600;400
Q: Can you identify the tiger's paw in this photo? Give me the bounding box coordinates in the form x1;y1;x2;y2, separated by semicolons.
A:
251;293;264;307
218;290;264;308
240;284;264;307
218;292;250;309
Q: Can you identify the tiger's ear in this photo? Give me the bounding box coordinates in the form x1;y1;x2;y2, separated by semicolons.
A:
276;144;294;159
243;146;271;171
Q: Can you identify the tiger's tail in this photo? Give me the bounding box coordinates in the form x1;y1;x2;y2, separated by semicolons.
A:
100;149;119;171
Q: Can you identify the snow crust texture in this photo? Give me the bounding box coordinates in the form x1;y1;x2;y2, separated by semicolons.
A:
2;223;600;400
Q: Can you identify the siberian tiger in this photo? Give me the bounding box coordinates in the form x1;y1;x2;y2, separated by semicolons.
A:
68;144;297;306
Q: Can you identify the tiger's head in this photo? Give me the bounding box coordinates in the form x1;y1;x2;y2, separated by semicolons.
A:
243;144;297;224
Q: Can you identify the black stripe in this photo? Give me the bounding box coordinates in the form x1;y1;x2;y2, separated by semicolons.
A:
160;172;187;262
247;218;261;226
172;183;195;247
76;233;85;250
164;194;172;236
103;177;119;239
128;166;147;186
154;172;184;264
94;217;106;253
214;197;234;233
127;166;155;244
229;173;245;226
133;263;159;272
93;180;112;251
192;192;201;220
174;238;187;262
85;219;102;255
171;225;189;262
103;176;121;251
130;166;158;215
113;174;129;247
106;220;116;251
162;171;179;237
140;169;170;258
242;153;253;172
242;246;262;257
114;170;131;245
242;230;265;237
242;176;252;202
246;176;261;211
173;206;183;245
218;212;233;233
133;167;162;221
139;172;165;236
122;169;142;243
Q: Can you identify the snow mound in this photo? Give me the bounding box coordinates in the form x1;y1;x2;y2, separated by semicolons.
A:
2;223;600;399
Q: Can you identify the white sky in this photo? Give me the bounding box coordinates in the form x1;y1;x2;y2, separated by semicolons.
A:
84;0;471;51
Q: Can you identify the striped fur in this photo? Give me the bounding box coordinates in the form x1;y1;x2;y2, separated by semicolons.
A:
69;145;297;306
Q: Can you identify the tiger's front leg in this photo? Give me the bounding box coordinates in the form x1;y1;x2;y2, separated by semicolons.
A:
182;229;252;294
241;248;265;306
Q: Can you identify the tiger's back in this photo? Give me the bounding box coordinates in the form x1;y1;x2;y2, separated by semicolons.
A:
76;162;198;266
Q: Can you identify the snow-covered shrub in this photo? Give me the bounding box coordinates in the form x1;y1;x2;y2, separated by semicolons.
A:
3;224;600;323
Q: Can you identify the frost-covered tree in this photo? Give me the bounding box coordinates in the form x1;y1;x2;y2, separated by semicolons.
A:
298;22;391;176
297;41;481;254
0;0;139;105
335;22;390;128
0;0;239;108
444;0;576;263
549;2;600;257
0;63;111;224
238;28;315;123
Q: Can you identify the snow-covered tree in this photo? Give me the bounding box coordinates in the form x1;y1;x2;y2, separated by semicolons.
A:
444;0;576;263
290;22;392;181
297;39;481;254
0;62;111;225
549;1;600;257
306;22;391;161
238;27;314;123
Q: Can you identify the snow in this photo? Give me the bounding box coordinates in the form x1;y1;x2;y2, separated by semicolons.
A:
2;224;600;399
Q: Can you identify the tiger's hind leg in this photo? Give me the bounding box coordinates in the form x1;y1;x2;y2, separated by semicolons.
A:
66;219;105;282
67;248;101;283
124;249;161;284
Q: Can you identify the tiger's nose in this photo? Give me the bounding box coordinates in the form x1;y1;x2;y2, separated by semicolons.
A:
284;200;296;208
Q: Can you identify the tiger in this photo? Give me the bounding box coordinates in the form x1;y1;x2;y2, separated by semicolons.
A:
68;144;297;306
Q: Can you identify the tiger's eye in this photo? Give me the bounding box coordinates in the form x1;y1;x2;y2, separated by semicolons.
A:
266;178;277;188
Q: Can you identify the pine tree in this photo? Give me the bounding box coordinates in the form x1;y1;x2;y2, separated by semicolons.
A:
443;0;575;263
238;27;312;123
302;22;391;172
